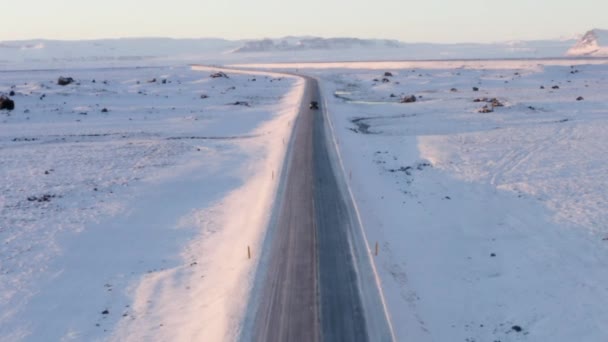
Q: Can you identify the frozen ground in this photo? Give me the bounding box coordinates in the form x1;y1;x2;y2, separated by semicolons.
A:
0;66;303;341
277;60;608;341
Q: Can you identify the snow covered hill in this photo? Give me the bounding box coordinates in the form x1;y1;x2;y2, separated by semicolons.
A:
0;38;240;68
567;29;608;57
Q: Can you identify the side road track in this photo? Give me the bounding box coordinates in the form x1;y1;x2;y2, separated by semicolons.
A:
246;76;393;341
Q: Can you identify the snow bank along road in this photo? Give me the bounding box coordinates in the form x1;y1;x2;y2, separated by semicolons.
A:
244;76;393;341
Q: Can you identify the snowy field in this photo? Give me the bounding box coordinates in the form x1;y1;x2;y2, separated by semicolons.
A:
0;66;303;341
3;56;608;342
292;60;608;341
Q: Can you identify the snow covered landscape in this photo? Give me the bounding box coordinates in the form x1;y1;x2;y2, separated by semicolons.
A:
2;15;608;341
1;27;607;70
281;59;608;341
0;66;303;341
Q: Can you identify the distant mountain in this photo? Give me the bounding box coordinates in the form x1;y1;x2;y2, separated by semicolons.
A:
567;29;608;57
232;37;404;53
1;32;603;70
229;36;578;59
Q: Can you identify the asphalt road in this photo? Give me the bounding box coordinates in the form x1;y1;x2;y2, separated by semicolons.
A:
250;77;391;341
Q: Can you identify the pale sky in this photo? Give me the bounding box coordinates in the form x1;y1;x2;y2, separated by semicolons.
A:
3;0;607;42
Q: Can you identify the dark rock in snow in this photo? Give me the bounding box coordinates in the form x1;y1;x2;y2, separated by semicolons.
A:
478;105;493;113
210;71;229;79
382;78;390;83
400;95;417;103
576;96;584;101
101;108;109;113
384;72;393;77
450;88;458;92
57;76;74;86
200;94;209;99
0;95;15;110
540;85;545;89
511;325;523;332
233;101;250;106
472;87;479;91
490;98;504;107
552;85;560;89
9;90;15;96
101;309;109;315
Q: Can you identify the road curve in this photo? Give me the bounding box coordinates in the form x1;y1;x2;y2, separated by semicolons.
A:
247;76;392;341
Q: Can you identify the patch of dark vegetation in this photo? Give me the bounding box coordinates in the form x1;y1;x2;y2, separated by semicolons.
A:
27;194;57;203
388;162;432;175
389;166;413;175
12;137;38;142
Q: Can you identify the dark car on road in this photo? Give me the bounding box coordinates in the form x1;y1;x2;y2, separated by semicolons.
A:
309;101;319;110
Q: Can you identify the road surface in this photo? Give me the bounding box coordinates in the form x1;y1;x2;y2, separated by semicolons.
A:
249;76;392;341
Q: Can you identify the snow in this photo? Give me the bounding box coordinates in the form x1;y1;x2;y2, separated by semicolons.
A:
0;35;591;71
274;60;608;341
3;35;608;342
567;29;608;57
0;66;303;341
